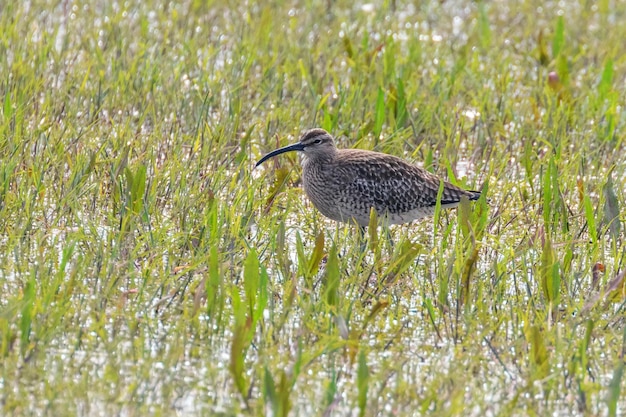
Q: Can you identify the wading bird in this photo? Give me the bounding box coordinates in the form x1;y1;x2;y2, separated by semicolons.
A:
256;128;481;228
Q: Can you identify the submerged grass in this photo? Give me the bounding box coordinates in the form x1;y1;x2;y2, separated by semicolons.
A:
1;0;626;415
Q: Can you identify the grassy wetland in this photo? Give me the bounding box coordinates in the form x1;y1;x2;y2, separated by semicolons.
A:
1;0;626;415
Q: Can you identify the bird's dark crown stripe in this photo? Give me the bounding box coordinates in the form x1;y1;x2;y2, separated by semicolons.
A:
301;129;328;143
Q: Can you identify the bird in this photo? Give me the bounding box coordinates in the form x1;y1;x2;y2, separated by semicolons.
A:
255;128;481;228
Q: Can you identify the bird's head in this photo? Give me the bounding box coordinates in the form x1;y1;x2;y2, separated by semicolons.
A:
255;128;337;167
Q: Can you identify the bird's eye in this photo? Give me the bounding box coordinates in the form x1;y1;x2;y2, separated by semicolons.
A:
313;139;322;144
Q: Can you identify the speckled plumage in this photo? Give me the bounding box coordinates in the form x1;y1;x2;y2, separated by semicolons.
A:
256;128;481;227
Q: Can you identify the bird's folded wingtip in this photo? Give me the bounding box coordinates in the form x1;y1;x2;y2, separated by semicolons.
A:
469;190;482;201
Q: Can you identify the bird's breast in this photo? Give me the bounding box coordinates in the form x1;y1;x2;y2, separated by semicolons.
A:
301;161;351;222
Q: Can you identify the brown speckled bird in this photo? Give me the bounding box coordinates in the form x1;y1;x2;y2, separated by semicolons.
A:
256;128;481;227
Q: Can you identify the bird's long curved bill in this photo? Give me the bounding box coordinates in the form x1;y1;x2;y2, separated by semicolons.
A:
255;143;305;167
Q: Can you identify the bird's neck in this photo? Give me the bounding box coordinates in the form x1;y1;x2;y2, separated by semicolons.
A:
305;149;337;166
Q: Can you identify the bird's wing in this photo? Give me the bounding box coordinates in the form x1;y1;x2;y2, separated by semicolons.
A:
334;151;475;214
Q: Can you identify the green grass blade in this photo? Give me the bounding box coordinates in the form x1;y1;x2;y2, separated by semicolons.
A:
307;233;325;278
20;275;36;356
607;325;626;417
374;87;385;138
552;16;565;57
357;349;369;417
244;248;260;319
598;58;614;98
324;244;340;310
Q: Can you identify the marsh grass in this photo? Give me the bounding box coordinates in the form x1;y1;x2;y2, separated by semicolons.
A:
1;0;626;415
